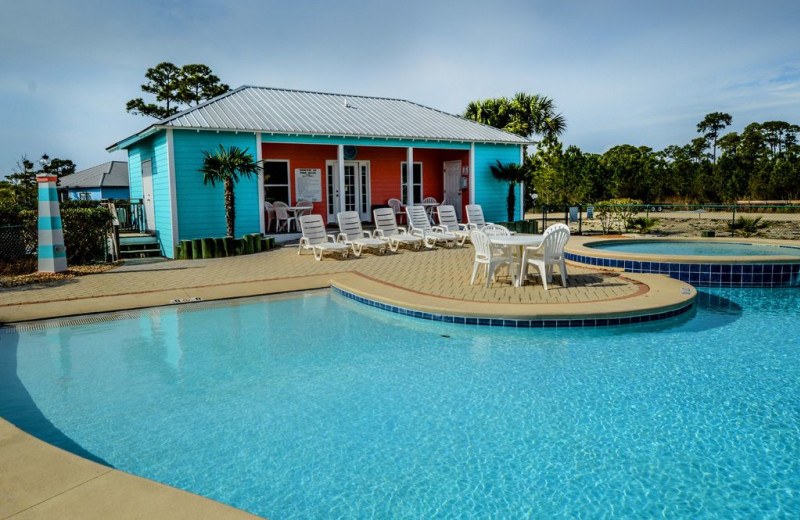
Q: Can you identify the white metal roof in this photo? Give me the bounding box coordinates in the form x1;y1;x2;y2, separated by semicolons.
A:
109;86;529;150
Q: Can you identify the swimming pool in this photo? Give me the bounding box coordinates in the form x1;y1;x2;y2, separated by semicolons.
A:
567;238;800;287
2;289;799;518
589;240;800;256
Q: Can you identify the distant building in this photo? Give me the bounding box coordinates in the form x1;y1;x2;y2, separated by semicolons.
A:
58;161;129;201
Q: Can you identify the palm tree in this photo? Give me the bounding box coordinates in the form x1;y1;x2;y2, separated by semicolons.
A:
490;160;529;222
199;145;260;237
464;92;566;142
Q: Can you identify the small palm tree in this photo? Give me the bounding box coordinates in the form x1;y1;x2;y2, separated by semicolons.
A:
490;160;529;222
199;145;260;237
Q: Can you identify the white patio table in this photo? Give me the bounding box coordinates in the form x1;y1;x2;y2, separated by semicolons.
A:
489;233;544;287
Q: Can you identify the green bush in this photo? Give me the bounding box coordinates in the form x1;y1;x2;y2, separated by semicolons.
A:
18;206;113;265
626;216;659;234
727;216;770;237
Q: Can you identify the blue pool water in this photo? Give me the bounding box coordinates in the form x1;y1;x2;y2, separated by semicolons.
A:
2;289;800;519
588;240;800;257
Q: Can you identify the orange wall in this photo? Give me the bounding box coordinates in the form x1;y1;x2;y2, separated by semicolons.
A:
261;143;470;223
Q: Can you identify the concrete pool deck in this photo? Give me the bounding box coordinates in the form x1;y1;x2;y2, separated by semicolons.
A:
0;240;696;519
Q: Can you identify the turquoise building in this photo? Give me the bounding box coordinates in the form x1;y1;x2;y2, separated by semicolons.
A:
108;86;530;258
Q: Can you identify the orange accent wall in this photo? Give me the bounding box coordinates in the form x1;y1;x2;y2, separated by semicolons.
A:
261;143;470;224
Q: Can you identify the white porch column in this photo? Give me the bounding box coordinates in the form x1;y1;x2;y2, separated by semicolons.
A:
469;143;475;204
406;146;414;205
519;144;525;220
256;132;265;234
337;144;346;217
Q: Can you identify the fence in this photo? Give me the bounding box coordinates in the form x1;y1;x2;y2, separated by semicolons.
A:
527;204;800;240
0;225;32;262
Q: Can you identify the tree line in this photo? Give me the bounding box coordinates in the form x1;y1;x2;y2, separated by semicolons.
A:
464;96;800;209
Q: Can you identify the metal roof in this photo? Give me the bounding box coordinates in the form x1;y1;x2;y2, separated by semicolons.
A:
109;86;529;150
58;161;128;188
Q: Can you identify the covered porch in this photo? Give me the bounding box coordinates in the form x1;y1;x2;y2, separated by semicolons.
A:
259;140;471;228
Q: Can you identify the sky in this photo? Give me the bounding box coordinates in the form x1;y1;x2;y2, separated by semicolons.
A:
1;0;799;178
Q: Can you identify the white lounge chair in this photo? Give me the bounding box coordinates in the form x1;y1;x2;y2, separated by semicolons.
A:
336;211;387;257
520;223;570;290
405;205;456;248
469;228;515;287
465;204;493;230
372;207;423;252
298;214;350;261
436;205;470;246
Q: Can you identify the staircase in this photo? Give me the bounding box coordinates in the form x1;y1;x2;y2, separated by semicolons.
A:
119;233;161;259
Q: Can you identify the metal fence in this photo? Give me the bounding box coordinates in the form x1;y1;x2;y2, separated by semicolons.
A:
0;225;33;262
528;204;800;240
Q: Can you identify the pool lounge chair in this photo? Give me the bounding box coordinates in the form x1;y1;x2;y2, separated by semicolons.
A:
436;205;470;246
372;208;424;252
520;223;570;289
298;214;350;261
465;204;493;230
405;205;456;248
336;211;387;256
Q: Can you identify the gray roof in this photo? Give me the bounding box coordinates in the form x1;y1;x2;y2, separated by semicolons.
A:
59;161;128;189
110;86;529;149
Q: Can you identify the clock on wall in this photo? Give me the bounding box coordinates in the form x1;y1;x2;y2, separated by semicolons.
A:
343;145;358;160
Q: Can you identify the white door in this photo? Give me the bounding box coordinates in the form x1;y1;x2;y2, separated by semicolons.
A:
443;160;462;220
326;161;370;222
141;159;156;231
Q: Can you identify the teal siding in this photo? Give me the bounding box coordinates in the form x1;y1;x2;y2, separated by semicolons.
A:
261;133;470;150
173;130;260;241
127;133;173;257
473;143;523;222
67;188;101;200
100;187;131;200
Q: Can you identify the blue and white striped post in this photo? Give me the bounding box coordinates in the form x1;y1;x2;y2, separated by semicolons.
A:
37;174;68;273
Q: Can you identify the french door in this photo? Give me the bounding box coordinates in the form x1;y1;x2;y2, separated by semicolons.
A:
326;161;371;222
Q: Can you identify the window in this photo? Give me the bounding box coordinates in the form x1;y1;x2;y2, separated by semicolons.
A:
78;192;92;201
263;160;290;203
401;162;422;205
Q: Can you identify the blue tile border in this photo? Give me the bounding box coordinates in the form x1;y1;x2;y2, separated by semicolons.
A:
565;252;800;288
331;286;694;328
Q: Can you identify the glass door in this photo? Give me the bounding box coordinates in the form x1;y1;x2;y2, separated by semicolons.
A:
326;161;370;222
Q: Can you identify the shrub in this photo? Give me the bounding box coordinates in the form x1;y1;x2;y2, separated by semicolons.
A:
595;198;643;234
727;216;770;237
19;206;113;265
627;217;659;234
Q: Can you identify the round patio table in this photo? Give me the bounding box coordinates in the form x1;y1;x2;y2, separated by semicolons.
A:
489;234;544;287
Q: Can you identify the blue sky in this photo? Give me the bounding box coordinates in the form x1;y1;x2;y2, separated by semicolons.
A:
1;0;798;177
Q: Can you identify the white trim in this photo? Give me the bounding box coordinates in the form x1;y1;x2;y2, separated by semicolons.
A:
166;129;179;249
469;142;475;205
256;133;265;234
405;147;414;205
337;145;346;214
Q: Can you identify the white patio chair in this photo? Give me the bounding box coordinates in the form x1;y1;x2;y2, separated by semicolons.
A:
387;198;405;224
465;204;493;230
372;207;424;252
274;201;296;232
436;205;470;246
481;224;511;236
469;228;515;288
405;205;456;248
294;200;313;219
422;196;439;222
264;201;276;232
298;214;350;261
520;223;570;290
336;211;387;257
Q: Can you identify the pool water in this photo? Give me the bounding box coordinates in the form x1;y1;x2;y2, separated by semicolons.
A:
2;289;799;519
588;240;800;256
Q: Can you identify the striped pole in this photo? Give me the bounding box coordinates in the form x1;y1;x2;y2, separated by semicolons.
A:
37;174;68;273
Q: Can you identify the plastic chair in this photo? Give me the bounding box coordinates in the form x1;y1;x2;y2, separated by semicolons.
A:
264;201;275;232
465;204;493;230
469;229;514;287
274;201;296;232
298;214;349;260
336;211;387;256
405;205;456;248
520;223;570;290
372;207;424;252
388;198;405;224
436;205;470;246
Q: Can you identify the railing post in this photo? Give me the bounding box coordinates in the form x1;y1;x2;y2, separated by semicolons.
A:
578;204;583;235
731;203;736;237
